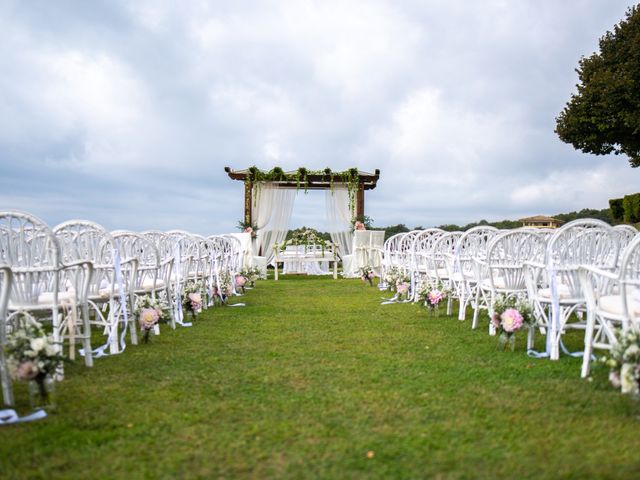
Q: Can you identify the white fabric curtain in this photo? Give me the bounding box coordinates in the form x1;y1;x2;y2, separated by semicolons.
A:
325;186;353;258
252;183;296;263
228;232;253;269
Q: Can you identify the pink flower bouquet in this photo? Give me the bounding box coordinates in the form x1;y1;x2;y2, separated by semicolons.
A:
188;292;202;312
491;295;533;351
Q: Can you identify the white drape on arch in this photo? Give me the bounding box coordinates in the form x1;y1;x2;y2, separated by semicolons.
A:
252;183;296;263
325;186;353;258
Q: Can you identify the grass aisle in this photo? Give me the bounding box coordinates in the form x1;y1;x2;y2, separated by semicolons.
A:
1;275;639;479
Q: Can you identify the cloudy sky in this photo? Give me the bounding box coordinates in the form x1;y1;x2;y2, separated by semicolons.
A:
1;0;639;234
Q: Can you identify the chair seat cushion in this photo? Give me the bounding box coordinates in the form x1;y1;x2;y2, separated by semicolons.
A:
481;277;506;290
538;284;572;300
38;290;76;305
96;284;123;298
141;279;165;290
599;293;640;318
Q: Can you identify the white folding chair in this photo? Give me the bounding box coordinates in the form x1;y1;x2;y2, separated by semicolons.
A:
2;211;93;376
472;229;547;344
524;219;619;361
0;264;14;406
452;226;499;321
580;233;640;377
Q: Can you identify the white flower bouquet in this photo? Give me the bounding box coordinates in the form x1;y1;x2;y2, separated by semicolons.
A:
5;321;64;406
134;295;170;343
601;330;640;396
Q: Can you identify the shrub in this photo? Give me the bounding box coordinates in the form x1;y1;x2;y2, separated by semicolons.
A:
609;198;624;222
623;193;640;223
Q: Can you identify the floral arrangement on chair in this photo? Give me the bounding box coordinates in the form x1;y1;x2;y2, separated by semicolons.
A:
5;320;64;409
354;221;366;231
240;267;262;287
359;265;375;286
235;273;247;293
212;271;234;305
383;266;410;300
134;295;170;343
417;282;448;314
182;280;204;318
237;220;258;238
601;330;640;396
491;295;534;351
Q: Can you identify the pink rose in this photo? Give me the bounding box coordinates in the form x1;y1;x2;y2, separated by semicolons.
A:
139;307;160;329
500;308;524;333
188;292;202;310
428;290;443;305
17;361;39;380
354;221;366;231
396;282;409;295
235;275;247;287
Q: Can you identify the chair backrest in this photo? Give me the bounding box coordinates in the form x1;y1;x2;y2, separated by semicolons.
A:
0;211;61;307
546;219;618;299
431;231;463;266
620;233;640;282
484;229;548;291
222;235;243;273
0;211;59;268
411;229;445;268
546;219;617;268
617;234;640;321
166;231;199;278
53;219;113;263
613;224;638;256
112;231;160;292
142;230;174;260
398;230;422;253
456;226;500;260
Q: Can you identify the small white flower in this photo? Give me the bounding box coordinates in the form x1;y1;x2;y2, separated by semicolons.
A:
30;337;46;352
25;349;37;358
45;345;57;357
620;363;639;395
623;344;640;363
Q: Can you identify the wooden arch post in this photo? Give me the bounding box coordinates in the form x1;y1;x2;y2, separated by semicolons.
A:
244;180;253;226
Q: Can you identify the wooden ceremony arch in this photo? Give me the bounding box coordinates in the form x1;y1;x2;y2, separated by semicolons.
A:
224;166;381;226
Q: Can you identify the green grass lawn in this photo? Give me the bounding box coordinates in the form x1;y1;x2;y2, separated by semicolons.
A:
2;275;639;479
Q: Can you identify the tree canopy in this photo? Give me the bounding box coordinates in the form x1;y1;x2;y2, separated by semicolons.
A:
555;6;640;167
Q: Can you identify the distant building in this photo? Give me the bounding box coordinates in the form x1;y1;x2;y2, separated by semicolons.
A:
519;215;562;229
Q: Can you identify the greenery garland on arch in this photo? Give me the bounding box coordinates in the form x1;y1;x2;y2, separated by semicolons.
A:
246;166;361;218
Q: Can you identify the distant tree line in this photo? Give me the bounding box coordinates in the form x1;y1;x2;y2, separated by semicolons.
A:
373;207;621;240
289;199;638;243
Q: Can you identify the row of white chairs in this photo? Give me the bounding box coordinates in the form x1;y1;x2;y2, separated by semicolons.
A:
380;220;640;376
0;210;245;407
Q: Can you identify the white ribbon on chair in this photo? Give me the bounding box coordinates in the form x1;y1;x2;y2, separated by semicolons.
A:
82;249;128;358
0;408;47;425
173;244;192;327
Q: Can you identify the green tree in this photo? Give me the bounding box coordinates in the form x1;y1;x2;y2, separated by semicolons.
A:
555;6;640;167
382;223;410;240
